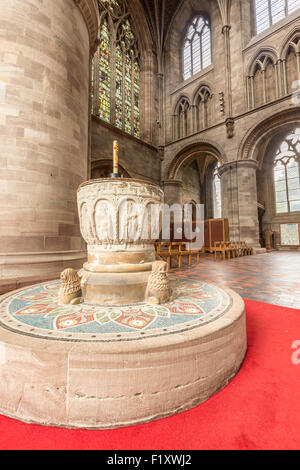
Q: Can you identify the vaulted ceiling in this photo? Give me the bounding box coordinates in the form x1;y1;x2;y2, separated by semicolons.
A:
140;0;183;53
140;0;231;52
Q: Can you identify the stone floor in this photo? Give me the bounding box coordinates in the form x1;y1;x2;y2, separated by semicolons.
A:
171;251;300;309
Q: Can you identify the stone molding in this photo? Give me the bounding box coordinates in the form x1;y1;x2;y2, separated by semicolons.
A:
0;251;87;267
73;0;99;54
163;179;184;188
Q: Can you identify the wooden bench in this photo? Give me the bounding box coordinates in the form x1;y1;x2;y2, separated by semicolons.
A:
155;242;202;268
213;242;231;261
213;241;253;261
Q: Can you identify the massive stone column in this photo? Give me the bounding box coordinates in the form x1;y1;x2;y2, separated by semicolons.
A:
163;180;183;207
219;160;264;251
0;0;99;291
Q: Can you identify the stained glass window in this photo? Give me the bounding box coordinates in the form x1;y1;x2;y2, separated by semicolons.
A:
92;1;141;138
255;0;300;35
213;163;222;219
183;15;211;81
274;129;300;213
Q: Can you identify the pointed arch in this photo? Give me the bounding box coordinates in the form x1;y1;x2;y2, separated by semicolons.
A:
173;96;191;140
246;50;279;108
193;84;214;131
167;141;225;180
280;29;300;94
239;107;300;163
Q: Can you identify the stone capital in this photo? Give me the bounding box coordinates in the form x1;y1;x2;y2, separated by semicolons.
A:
218;159;258;177
73;0;99;54
163;179;184;188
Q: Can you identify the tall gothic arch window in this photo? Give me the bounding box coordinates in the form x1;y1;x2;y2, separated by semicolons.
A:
92;0;141;138
213;163;222;219
183;15;211;81
274;128;300;213
285;35;300;93
176;98;190;139
195;86;213;131
255;0;300;35
253;55;277;106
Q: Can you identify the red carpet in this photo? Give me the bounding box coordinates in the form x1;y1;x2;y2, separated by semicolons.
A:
0;299;299;450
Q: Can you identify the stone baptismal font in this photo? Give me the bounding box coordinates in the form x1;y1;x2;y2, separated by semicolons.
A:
77;177;164;305
0;142;247;429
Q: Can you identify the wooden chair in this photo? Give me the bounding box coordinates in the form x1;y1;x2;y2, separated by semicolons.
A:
213;242;230;261
235;242;242;257
183;243;203;265
156;242;172;268
170;242;184;268
240;241;248;256
227;242;236;258
156;242;183;268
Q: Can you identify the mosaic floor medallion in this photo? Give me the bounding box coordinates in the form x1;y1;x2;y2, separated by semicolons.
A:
0;277;232;342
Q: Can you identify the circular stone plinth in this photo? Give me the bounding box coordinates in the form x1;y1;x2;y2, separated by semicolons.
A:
0;278;247;429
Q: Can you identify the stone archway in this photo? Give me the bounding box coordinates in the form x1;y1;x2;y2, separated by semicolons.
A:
239;107;300;164
164;142;224;220
167;142;225;180
91;160;131;179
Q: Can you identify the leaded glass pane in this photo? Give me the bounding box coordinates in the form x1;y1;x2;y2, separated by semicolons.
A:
287;160;299;178
255;0;300;34
276;190;288;202
255;0;270;33
290;200;300;211
288;0;300;14
275;179;286;192
115;44;123;129
276;202;289;213
91;56;95;113
99;18;111;122
124;53;132;134
192;35;201;73
274;165;286;181
133;60;140;138
271;0;285;24
288;177;300;190
202;26;211;69
288;188;300;201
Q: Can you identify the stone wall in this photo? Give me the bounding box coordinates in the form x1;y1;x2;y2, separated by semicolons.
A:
0;0;97;290
91;117;161;183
